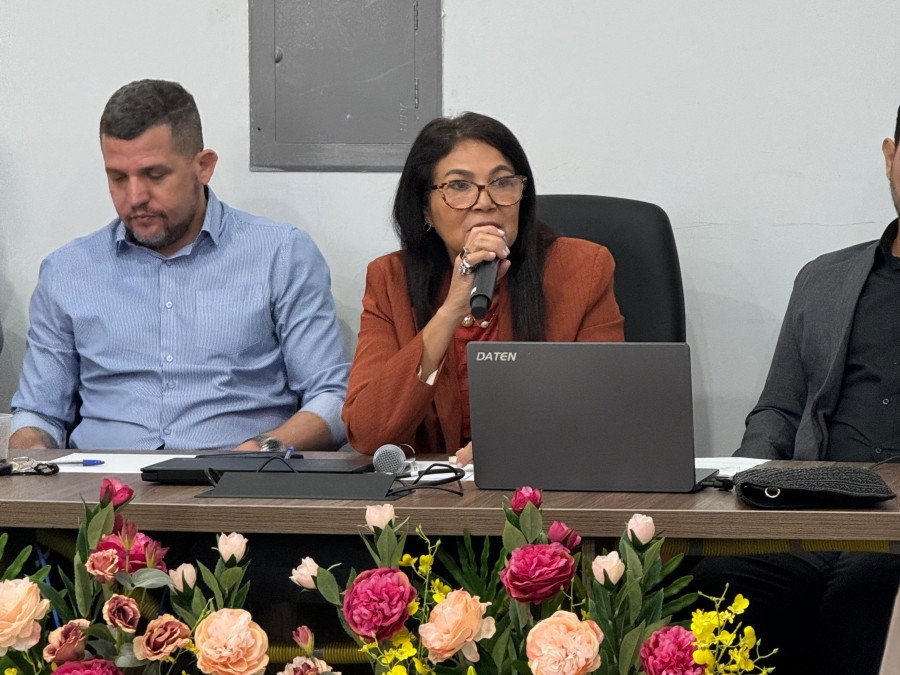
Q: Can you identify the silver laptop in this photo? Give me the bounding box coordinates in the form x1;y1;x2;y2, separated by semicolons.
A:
467;342;715;492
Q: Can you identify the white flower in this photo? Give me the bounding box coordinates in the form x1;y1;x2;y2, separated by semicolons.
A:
591;551;625;585
168;563;197;592
365;504;395;531
626;513;656;544
217;532;248;563
290;557;319;590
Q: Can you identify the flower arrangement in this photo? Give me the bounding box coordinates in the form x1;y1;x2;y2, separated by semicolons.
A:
295;487;777;675
0;477;276;675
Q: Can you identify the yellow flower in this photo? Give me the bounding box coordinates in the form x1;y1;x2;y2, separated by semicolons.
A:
380;650;399;665
727;647;754;670
408;599;420;615
396;641;416;660
691;610;719;643
717;629;735;647
693;649;715;666
418;554;434;575
413;657;434;675
739;625;756;649
391;629;414;646
399;554;418;567
466;667;477;675
430;578;452;602
6;668;19;675
388;666;408;675
360;640;379;653
728;594;749;615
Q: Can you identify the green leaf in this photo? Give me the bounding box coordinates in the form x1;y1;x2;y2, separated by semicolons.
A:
219;565;245;592
73;552;96;617
86;623;114;641
116;642;143;668
40;579;73;624
190;585;208;619
638;589;664;625
170;596;197;627
130;567;172;589
232;581;250;609
617;622;645;675
518;502;543;543
87;638;117;661
1;545;32;581
29;565;51;584
502;520;527;552
622;542;643;582
0;532;7;560
661;591;698;617
197;561;224;609
86;503;115;549
314;566;342;606
662;574;692;598
375;526;400;568
660;552;685;580
490;623;513;670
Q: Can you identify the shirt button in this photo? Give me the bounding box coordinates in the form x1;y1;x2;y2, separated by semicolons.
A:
167;381;175;389
163;427;171;435
883;398;890;405
165;354;174;363
875;447;883;454
165;301;173;309
166;260;173;266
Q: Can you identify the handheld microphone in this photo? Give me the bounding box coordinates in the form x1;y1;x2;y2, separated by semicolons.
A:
469;259;499;319
373;444;412;476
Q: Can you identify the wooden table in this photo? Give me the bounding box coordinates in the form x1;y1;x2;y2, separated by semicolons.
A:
1;454;899;544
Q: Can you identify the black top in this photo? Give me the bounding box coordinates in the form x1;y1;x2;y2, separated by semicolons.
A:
826;220;900;461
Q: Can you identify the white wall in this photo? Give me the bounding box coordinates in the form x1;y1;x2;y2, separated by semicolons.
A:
1;1;897;455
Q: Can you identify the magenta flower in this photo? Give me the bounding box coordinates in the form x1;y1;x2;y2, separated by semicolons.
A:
640;625;704;675
53;658;124;675
95;522;167;573
547;520;582;550
500;543;575;604
510;487;543;515
99;477;134;508
342;568;417;641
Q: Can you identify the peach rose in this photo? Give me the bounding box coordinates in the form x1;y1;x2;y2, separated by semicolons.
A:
0;578;51;655
290;557;319;590
85;549;120;584
195;608;269;675
217;533;249;563
418;590;496;663
102;594;140;633
364;504;395;531
626;514;656;545
278;656;339;675
592;551;625;585
133;613;191;661
526;611;603;675
43;619;90;663
169;563;197;593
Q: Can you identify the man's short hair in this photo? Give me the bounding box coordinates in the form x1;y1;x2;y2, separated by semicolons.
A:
100;80;203;156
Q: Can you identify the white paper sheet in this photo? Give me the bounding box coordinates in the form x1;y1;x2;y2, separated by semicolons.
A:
51;453;186;474
694;456;768;479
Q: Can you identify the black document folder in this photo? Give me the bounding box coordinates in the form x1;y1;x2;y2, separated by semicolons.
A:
141;452;374;485
199;471;397;500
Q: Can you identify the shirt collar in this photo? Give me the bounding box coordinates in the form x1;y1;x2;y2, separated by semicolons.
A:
114;187;222;255
876;218;900;271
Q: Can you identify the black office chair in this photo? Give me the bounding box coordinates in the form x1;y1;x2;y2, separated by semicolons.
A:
536;194;686;342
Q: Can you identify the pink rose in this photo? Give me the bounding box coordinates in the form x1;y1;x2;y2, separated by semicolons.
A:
42;619;90;663
85;549;120;584
95;526;167;573
102;594;141;633
500;543;575;604
278;656;339;675
640;625;704;675
168;563;197;593
342;568;417;641
419;590;496;663
99;477;134;507
217;532;249;563
195;608;269;675
53;659;124;675
547;520;582;549
510;486;542;515
0;578;51;655
526;611;603;675
364;504;395;531
133;613;191;661
592;551;625;585
627;513;656;545
290;557;319;590
292;625;314;655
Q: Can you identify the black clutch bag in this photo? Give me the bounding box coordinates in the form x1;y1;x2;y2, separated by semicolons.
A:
732;465;896;509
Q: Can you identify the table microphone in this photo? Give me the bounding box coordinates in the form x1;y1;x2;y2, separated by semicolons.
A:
373;444;411;476
469;260;499;319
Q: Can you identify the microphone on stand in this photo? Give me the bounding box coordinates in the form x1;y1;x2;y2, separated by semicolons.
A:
373;444;416;477
469;259;499;319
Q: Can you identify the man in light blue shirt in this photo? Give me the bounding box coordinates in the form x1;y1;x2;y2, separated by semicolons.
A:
9;79;349;451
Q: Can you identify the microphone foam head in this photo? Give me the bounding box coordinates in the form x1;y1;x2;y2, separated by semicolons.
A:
373;444;407;475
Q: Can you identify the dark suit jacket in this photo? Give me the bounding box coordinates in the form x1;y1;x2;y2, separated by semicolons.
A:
343;237;624;455
736;235;884;459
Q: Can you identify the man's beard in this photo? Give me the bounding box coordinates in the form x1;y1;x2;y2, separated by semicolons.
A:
123;213;192;251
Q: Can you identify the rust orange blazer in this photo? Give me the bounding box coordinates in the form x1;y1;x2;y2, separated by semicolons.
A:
343;237;624;455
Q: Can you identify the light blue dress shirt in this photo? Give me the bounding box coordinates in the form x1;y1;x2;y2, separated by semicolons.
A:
11;190;349;450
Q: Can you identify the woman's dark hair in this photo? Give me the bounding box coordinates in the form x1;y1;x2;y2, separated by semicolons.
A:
393;112;557;340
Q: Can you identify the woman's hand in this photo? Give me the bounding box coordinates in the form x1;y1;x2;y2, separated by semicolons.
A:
455;441;473;467
440;225;512;322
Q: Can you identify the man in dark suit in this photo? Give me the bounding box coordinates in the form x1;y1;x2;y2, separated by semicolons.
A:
690;106;900;675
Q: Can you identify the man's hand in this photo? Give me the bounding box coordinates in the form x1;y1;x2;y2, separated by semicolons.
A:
9;427;59;451
455;441;473;467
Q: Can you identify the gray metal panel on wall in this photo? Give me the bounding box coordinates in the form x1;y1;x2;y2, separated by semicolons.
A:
249;0;442;172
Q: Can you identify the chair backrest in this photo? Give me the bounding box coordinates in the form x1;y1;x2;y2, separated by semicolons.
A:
535;194;686;342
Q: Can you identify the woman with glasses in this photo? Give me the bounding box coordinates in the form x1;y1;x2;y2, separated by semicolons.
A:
343;112;624;464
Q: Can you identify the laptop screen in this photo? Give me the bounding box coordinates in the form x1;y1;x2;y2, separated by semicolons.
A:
467;342;701;493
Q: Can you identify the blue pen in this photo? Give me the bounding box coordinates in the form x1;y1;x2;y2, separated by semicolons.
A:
284;446;295;460
54;459;105;466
